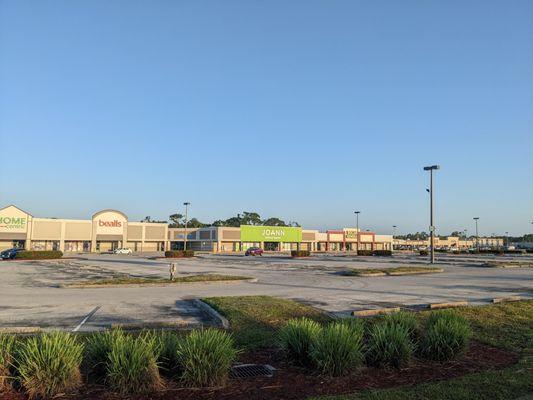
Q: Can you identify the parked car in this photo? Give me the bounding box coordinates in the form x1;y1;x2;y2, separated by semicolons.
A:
114;248;132;255
245;247;263;256
0;248;23;260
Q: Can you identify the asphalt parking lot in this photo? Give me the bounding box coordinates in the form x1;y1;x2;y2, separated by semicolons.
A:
1;252;532;332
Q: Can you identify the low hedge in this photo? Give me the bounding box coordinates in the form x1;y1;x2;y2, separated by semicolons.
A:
291;250;310;258
355;250;392;256
14;250;63;260
356;250;373;256
419;250;429;256
165;250;195;258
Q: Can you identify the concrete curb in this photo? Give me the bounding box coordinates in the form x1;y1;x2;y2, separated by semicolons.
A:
492;296;523;304
0;326;42;334
193;299;230;329
428;301;468;309
387;268;444;276
110;321;193;330
352;307;401;317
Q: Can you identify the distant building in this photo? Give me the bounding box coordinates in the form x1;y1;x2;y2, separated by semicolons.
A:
394;236;504;249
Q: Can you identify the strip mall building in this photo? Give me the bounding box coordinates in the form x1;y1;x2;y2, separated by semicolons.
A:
0;205;393;253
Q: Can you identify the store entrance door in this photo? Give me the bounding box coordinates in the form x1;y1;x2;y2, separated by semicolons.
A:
264;242;280;251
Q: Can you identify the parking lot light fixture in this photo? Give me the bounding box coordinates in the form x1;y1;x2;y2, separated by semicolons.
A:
423;165;440;264
183;202;190;251
473;217;480;250
354;211;360;255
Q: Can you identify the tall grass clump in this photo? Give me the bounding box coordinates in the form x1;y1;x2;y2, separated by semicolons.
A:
420;310;472;361
106;331;163;394
84;329;124;381
278;318;322;365
178;329;239;387
383;311;418;340
310;322;364;376
367;322;413;368
0;334;15;391
16;332;83;399
154;331;183;377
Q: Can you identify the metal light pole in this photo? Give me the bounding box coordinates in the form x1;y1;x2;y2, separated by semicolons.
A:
424;165;440;264
183;202;190;251
463;229;467;249
392;225;397;250
505;231;509;248
473;217;480;250
354;211;360;255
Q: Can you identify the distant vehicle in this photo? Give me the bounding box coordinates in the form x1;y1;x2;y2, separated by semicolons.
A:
114;248;132;255
245;247;263;256
0;248;23;260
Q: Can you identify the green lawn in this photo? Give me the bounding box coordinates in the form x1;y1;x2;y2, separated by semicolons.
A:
63;274;252;287
344;267;443;276
202;296;331;349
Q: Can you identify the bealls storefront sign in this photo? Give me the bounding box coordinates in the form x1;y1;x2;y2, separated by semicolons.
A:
0;216;27;230
98;220;122;228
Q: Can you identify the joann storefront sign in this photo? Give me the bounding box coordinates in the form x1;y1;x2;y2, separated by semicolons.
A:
0;216;27;230
240;225;302;242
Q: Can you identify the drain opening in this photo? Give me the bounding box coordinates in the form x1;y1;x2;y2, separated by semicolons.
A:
230;364;276;379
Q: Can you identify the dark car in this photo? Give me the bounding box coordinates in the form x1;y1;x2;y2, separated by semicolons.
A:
0;248;23;260
245;247;264;256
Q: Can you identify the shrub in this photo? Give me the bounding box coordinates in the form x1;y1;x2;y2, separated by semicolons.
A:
177;328;239;387
0;334;15;391
278;318;322;365
367;322;413;368
420;310;472;361
105;331;163;394
16;332;83;399
154;331;183;377
291;250;310;258
13;250;63;260
165;250;195;258
419;250;428;256
338;317;365;337
383;311;418;340
356;250;373;256
84;329;124;381
372;250;393;256
310;322;364;376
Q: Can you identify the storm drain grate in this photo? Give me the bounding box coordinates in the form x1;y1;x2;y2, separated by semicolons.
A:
230;364;276;379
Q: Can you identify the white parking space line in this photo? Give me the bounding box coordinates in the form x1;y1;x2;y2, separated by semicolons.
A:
72;306;100;332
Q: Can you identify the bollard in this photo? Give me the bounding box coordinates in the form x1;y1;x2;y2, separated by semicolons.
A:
169;262;176;281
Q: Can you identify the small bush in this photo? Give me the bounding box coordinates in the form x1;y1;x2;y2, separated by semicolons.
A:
310;322;364;376
106;331;163;394
84;329;124;381
338;317;365;337
0;334;15;391
154;331;183;377
372;250;393;256
13;250;63;260
291;250;310;257
16;332;83;399
178;328;239;387
367;322;413;368
278;318;322;365
165;250;195;258
420;310;472;361
419;250;428;256
383;311;418;340
356;250;373;256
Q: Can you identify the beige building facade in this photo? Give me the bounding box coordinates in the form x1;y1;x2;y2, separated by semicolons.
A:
394;236;504;249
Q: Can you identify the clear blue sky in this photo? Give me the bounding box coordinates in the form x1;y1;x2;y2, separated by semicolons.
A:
1;1;532;236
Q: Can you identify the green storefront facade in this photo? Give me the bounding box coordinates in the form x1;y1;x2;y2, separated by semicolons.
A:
240;225;302;251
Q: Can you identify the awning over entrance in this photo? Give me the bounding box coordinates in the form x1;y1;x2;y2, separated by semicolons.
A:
95;234;123;241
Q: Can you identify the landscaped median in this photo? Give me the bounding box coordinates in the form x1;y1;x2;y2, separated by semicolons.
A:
343;266;443;277
0;297;531;399
481;260;533;268
60;274;255;288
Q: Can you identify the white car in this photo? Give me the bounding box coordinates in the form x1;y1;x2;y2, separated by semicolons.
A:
114;248;132;255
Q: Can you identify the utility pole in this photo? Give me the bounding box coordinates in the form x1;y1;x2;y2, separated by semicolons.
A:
183;202;190;251
392;225;397;250
424;165;440;264
354;211;360;255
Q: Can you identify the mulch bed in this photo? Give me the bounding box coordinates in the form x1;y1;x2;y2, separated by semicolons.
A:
0;341;518;400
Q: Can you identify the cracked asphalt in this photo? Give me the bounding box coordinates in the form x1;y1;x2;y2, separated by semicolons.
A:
0;252;532;332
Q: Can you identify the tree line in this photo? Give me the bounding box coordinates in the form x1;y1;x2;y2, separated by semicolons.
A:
141;211;299;229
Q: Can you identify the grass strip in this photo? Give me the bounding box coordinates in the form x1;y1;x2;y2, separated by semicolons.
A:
202;296;331;349
63;274;253;288
344;267;443;276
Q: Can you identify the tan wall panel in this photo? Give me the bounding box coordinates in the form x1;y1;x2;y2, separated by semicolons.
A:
199;230;211;240
302;232;315;241
329;234;343;241
64;222;92;240
32;220;61;239
145;226;166;240
222;230;240;240
127;225;143;240
143;242;158;251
